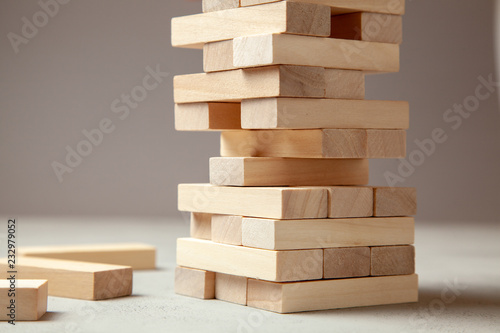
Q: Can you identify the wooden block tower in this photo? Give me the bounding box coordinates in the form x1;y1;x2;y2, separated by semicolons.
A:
172;0;418;313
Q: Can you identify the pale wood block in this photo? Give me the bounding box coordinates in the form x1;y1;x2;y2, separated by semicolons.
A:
373;187;417;216
191;212;213;240
371;245;415;276
0;280;47;321
241;98;409;129
324;247;370;279
175;103;241;131
203;0;239;13
242;217;414;250
211;214;243;245
19;243;156;270
221;129;406;158
172;2;331;49
174;65;326;103
178;184;328;219
204;40;236;72
175;266;215;299
328;186;373;218
177;238;323;282
331;12;403;44
0;257;132;300
325;69;365;99
210;157;369;186
215;273;248;305
231;34;399;73
247;274;418;313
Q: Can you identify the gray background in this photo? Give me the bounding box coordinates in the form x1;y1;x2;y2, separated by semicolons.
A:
1;0;499;222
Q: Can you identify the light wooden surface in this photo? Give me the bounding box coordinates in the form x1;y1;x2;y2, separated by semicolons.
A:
177;238;323;282
328;186;373;218
0;257;132;300
374;187;417;216
0;280;48;321
323;247;370;279
171;2;331;49
203;40;235;72
202;0;239;13
175;103;241;131
324;69;365;99
175;266;215;299
247;274;418;313
241;217;414;250
371;245;415;276
178;184;328;219
221;129;406;158
215;273;248;305
190;212;212;240
241;98;409;129
211;214;243;245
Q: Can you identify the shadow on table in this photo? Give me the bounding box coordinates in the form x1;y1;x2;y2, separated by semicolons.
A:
39;312;64;321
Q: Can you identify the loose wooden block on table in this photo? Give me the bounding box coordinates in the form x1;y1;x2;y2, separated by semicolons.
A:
242;217;414;250
177;238;323;282
374;187;417;216
0;280;47;321
172;2;331;49
328;186;373;218
331;12;403;44
371;245;415;276
175;103;240;131
203;0;239;12
241;98;409;129
178;184;328;219
211;214;243;245
19;243;156;270
191;212;212;240
324;247;370;279
210;157;369;186
221;129;406;159
215;273;248;305
247;274;418;313
175;266;215;299
0;257;132;300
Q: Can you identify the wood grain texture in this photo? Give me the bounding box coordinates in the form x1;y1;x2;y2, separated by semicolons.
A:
215;273;248;305
374;187;417;216
190;212;213;240
203;0;239;13
204;40;235;72
0;280;47;321
325;69;364;99
241;98;409;129
324;247;370;279
247;274;418;313
175;103;241;131
371;245;415;276
211;215;243;245
178;184;328;219
172;2;331;49
241;217;414;250
175;266;215;299
328;186;373;218
210;157;369;186
177;238;323;282
0;257;132;300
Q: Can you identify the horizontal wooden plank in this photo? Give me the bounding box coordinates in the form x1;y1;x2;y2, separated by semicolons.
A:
0;280;47;321
175;103;241;131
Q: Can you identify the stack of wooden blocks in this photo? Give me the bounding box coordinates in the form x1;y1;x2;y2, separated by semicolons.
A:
172;0;418;313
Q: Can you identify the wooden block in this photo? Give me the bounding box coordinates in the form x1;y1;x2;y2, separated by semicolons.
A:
221;129;406;159
191;212;212;240
210;157;369;186
204;40;235;72
215;273;248;305
211;215;242;245
172;2;331;49
374;187;417;216
241;98;409;129
331;12;403;44
231;34;399;72
247;274;418;313
0;280;47;321
241;217;414;250
178;184;328;219
328;186;373;218
19;243;156;270
325;69;364;99
371;245;415;276
175;103;241;131
324;247;370;279
175;266;215;299
177;238;323;282
174;65;327;103
0;257;132;300
203;0;239;13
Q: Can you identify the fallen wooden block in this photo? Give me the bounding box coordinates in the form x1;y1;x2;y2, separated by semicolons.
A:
19;243;156;270
175;266;215;299
324;247;370;279
247;274;418;313
203;0;239;13
241;98;409;129
220;129;406;159
328;186;373;218
215;273;248;305
331;12;403;44
172;2;331;49
0;257;132;300
241;217;414;250
191;212;212;240
211;214;243;245
178;184;328;219
177;238;323;282
374;187;417;216
210;157;369;186
175;103;240;131
371;245;415;276
0;280;48;321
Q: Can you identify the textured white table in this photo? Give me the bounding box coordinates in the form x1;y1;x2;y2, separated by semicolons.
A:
1;216;499;333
